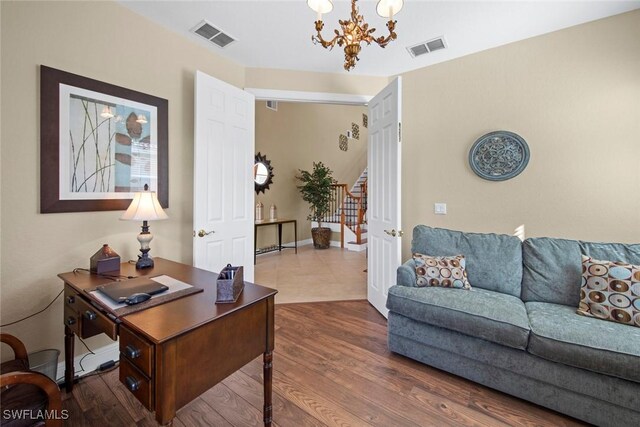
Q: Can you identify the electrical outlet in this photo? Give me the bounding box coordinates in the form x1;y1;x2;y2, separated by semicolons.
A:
434;203;447;215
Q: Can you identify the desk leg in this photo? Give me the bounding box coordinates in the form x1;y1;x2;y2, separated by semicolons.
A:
278;224;282;252
64;325;75;392
263;351;273;426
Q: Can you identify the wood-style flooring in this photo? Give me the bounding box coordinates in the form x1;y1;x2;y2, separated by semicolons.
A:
62;301;585;426
255;245;367;304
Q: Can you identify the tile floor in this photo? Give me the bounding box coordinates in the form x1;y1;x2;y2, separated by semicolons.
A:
254;245;367;304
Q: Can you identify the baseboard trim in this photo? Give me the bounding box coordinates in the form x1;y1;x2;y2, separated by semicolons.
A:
55;341;120;382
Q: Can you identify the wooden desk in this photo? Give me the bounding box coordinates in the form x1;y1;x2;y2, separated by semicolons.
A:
254;219;297;264
59;258;277;425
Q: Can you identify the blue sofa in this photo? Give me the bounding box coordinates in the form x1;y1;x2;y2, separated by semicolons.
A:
387;225;640;426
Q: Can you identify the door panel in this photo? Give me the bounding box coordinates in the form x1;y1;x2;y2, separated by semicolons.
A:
194;71;255;281
367;78;402;317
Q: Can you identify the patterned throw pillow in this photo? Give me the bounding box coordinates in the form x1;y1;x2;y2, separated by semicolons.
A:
412;253;472;290
577;255;640;327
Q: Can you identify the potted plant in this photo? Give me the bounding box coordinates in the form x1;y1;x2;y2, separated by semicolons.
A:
296;162;336;249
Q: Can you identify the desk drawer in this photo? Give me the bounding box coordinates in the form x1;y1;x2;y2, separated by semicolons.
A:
119;358;153;410
76;297;117;340
63;306;80;335
119;326;153;377
64;287;81;313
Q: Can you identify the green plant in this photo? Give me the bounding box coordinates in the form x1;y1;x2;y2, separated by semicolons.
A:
296;162;336;228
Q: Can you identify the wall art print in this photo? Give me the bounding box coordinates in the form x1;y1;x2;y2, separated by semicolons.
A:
40;66;168;213
468;131;530;181
339;134;348;151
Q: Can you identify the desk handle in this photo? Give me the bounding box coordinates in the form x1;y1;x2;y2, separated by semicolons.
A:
66;317;76;326
124;345;141;359
66;296;75;304
84;310;97;321
125;376;140;392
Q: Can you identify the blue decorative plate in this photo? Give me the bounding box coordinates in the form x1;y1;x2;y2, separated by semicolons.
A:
469;131;530;181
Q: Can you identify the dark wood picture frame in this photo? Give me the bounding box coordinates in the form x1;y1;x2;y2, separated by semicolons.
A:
40;65;168;213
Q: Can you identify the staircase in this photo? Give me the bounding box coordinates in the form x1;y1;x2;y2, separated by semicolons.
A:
315;168;367;252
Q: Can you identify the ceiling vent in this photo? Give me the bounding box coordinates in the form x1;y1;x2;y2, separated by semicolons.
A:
407;36;447;58
266;100;278;112
191;20;236;48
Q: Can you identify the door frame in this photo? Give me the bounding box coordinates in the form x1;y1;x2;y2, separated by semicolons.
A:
247;87;376;254
245;88;373;106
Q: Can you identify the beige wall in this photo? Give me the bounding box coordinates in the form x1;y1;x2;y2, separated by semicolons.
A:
255;102;368;247
400;10;640;259
0;0;245;359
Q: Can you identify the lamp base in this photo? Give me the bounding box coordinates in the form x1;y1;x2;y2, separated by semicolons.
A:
136;249;154;269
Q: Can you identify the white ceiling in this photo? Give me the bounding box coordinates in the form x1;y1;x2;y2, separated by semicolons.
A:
119;0;640;77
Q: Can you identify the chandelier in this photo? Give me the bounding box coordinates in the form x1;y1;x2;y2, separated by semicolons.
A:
307;0;404;71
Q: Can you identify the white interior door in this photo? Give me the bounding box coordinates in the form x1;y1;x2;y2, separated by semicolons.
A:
367;77;402;318
193;71;255;281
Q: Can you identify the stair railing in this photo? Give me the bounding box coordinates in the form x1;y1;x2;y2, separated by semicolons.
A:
326;181;367;247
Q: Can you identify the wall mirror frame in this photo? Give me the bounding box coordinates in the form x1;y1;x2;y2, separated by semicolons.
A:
254;152;274;194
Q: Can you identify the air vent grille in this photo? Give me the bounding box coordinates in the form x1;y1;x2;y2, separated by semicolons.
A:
191;20;236;48
407;36;447;58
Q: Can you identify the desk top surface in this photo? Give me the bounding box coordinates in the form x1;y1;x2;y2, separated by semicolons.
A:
58;258;277;344
255;218;296;225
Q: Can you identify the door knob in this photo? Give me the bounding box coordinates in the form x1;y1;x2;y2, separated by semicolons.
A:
384;229;404;237
197;229;215;238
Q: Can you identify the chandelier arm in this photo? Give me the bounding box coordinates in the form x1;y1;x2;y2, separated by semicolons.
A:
312;20;342;49
373;20;397;47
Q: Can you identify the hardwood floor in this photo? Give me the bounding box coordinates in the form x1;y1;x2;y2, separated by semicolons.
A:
255;246;367;304
61;301;586;426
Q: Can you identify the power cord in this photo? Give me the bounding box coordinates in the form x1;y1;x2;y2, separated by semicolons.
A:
1;268;137;328
72;268;136;280
1;289;64;327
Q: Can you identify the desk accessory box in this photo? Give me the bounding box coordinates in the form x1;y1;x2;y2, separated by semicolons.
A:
216;264;244;303
90;244;120;274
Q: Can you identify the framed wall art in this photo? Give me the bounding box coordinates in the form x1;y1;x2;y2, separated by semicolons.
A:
40;65;168;213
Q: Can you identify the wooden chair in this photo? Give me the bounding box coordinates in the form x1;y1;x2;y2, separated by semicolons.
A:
1;334;63;427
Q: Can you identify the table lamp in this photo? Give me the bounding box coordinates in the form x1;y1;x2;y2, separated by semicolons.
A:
120;184;168;269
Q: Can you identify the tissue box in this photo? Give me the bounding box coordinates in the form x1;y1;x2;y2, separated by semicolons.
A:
216;264;244;303
90;244;120;274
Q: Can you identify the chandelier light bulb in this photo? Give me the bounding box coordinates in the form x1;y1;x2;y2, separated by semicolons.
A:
307;0;333;15
376;0;404;19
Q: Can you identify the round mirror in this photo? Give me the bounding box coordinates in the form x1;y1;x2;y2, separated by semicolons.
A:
254;152;274;194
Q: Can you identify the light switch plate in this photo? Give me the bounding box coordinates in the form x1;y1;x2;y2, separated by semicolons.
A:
434;203;447;215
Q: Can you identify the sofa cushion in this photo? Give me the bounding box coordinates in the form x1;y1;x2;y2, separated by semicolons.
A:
411;225;523;297
526;302;640;382
387;285;530;349
577;255;640;327
412;253;471;289
522;237;640;306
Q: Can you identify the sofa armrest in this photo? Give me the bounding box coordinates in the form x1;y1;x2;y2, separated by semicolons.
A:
397;259;417;287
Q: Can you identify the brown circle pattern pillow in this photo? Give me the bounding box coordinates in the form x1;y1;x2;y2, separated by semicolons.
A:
412;253;471;290
577;255;640;328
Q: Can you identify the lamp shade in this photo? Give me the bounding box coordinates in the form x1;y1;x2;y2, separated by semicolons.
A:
376;0;404;18
120;190;168;221
307;0;333;14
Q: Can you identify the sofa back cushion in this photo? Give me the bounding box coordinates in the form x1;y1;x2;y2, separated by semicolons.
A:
522;237;640;306
411;225;523;297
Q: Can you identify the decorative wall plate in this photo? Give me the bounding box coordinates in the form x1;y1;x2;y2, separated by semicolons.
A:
469;131;530;181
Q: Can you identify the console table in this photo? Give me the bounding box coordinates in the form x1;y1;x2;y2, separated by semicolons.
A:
59;258;277;425
254;219;297;264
